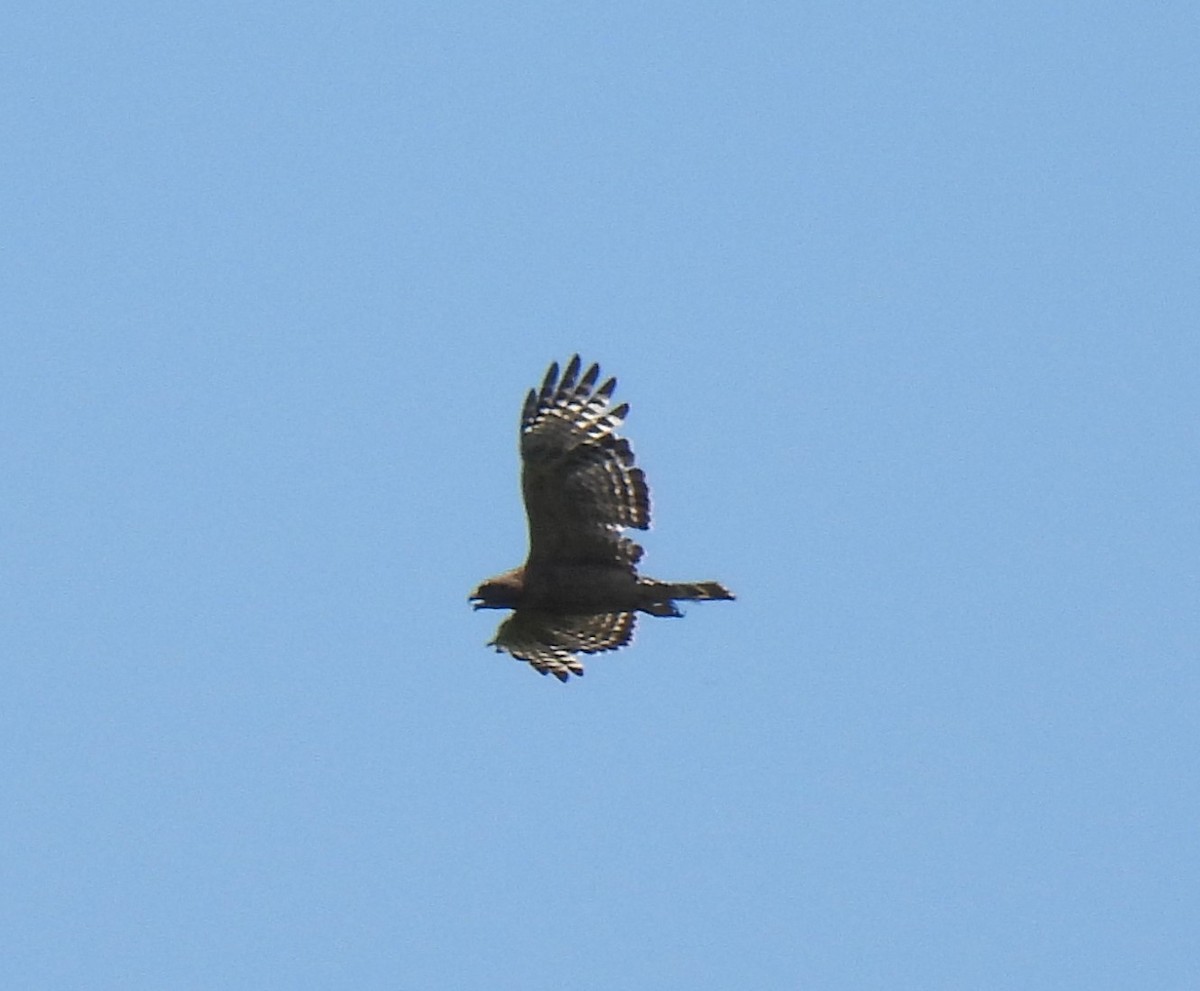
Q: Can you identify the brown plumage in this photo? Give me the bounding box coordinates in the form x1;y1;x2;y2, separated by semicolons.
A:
470;355;734;680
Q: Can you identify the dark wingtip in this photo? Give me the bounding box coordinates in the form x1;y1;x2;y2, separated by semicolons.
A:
521;387;538;426
596;376;617;401
561;354;582;391
539;361;560;400
580;362;600;391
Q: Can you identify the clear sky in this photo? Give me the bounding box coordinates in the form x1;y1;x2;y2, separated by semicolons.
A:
4;3;1198;988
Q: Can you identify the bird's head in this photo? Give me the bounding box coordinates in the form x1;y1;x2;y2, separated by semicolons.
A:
469;570;524;610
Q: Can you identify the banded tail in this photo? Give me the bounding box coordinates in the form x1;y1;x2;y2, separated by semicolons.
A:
666;581;735;601
638;579;736;617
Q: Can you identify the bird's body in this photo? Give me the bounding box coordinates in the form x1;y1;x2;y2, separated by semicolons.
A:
471;355;734;680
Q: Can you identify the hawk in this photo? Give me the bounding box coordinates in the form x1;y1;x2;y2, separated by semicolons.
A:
470;355;734;680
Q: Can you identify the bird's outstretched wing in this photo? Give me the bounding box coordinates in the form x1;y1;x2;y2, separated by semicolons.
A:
489;610;637;681
519;355;650;569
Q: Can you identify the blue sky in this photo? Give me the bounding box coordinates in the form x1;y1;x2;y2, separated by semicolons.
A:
3;2;1198;988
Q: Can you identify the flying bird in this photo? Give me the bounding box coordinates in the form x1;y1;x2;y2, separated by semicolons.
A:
470;355;734;680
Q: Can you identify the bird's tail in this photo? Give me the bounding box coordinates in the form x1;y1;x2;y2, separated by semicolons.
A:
638;579;735;616
665;580;735;601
